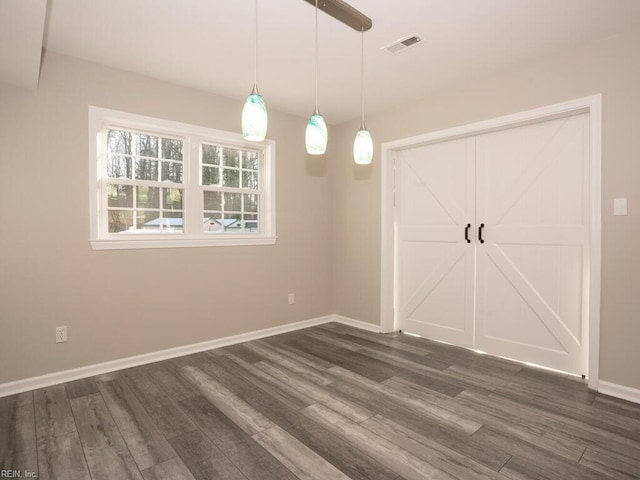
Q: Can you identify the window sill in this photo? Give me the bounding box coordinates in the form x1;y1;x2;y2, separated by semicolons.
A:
90;235;277;250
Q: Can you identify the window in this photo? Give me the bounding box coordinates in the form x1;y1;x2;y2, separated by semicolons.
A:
89;107;276;250
201;144;261;233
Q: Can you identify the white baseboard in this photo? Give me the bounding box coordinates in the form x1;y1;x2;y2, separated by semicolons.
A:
5;314;638;406
331;314;382;333
598;381;640;404
0;315;339;398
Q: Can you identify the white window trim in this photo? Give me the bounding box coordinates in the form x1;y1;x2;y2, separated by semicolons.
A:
89;106;276;250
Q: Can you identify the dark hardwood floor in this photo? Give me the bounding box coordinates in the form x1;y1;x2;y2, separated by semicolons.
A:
1;323;639;479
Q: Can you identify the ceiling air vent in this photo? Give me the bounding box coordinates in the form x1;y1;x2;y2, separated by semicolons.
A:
382;33;423;55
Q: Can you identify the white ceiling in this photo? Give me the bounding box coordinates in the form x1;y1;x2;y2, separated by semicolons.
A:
3;0;640;124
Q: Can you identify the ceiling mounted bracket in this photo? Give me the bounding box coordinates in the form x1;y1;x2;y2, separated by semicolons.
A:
302;0;372;31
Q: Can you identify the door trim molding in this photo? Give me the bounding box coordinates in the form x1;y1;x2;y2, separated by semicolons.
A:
380;95;602;389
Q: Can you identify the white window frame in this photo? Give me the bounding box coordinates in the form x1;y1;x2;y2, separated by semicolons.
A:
89;106;276;250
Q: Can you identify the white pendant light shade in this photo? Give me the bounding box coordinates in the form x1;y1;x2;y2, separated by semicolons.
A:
353;127;373;164
305;111;328;155
353;27;372;164
306;0;327;155
242;87;268;141
243;0;267;142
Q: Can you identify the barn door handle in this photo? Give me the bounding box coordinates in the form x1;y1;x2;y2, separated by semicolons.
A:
478;223;485;243
464;224;471;243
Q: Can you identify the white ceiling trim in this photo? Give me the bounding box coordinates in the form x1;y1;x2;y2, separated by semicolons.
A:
0;0;47;89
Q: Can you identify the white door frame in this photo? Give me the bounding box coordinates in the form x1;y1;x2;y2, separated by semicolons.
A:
380;95;602;389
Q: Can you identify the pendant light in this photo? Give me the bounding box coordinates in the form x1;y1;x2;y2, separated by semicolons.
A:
305;0;328;155
242;0;268;141
353;26;373;164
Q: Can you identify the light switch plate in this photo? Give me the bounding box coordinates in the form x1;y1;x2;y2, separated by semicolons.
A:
614;198;628;216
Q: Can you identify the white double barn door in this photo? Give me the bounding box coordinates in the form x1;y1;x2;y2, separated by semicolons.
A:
396;113;589;376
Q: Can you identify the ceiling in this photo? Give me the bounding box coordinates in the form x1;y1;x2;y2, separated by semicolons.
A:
2;0;640;124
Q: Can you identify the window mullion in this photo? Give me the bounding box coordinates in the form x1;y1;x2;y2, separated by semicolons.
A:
132;180;138;230
100;178;109;237
201;185;259;195
185;136;202;236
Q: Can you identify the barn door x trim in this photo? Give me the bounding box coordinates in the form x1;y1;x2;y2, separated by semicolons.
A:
380;95;602;389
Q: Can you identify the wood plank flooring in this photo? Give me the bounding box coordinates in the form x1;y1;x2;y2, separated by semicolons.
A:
1;322;639;479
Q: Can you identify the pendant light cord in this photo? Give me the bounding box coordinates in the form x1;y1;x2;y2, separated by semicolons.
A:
254;0;258;88
314;0;319;113
360;26;365;128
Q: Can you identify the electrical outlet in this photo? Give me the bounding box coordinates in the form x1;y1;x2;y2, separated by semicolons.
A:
288;293;295;305
614;197;628;216
55;326;67;343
